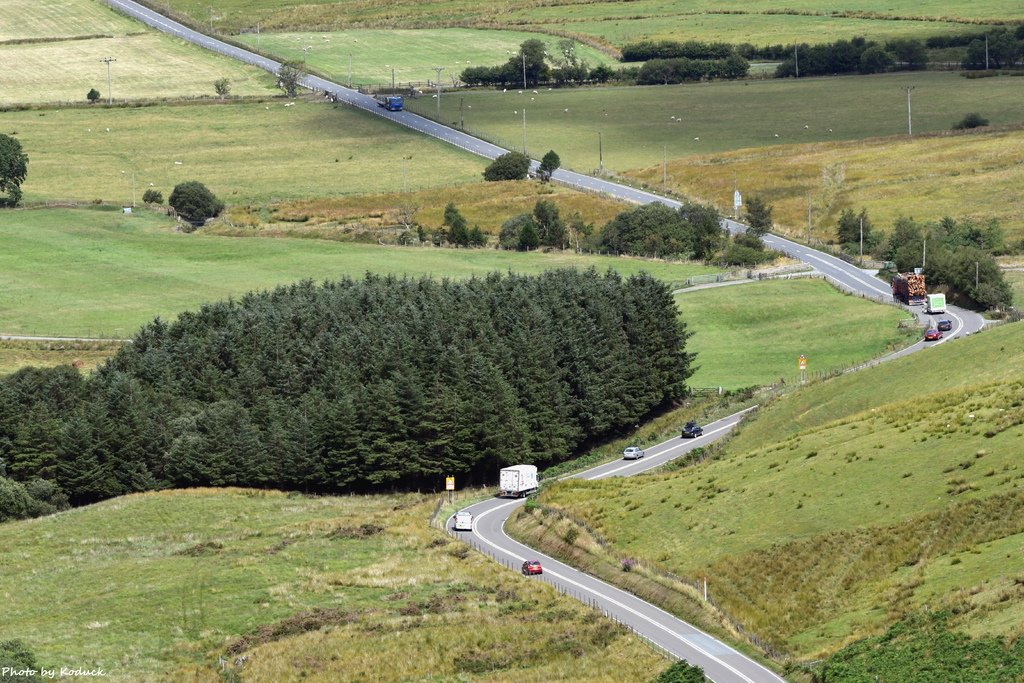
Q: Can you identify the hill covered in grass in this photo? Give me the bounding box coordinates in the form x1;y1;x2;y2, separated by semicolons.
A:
511;321;1024;663
0;488;666;682
629;123;1024;245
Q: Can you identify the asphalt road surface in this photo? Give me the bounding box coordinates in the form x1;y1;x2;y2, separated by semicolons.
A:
97;4;988;678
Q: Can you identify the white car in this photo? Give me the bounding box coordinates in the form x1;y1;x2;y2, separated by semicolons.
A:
453;511;473;531
623;446;645;460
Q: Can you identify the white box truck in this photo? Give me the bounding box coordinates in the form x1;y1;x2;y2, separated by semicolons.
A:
499;465;538;498
925;293;946;314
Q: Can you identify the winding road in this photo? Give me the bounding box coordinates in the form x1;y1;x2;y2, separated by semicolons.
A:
98;3;988;679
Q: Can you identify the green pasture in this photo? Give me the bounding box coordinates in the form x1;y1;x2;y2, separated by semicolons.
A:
512;10;985;48
0;0;276;105
0;207;719;338
406;71;1024;176
7;101;482;205
1007;270;1024;306
161;0;1015;47
678;278;911;389
0;0;138;41
237;29;619;87
0;489;666;681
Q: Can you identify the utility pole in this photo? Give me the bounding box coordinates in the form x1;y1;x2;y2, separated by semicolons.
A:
859;215;864;266
976;261;980;290
348;53;352;88
100;57;116;104
391;66;395;90
794;45;799;77
905;85;915;136
459;97;464;130
522;107;527;154
256;23;260;49
208;6;214;32
432;66;444;119
662;145;667;190
806;192;812;242
131;172;136;207
522;52;527;89
598;131;603;175
923;236;927;268
985;35;990;70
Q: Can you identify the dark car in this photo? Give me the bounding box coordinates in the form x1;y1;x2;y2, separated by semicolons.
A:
681;421;703;438
937;319;953;332
924;328;942;341
522;560;543;576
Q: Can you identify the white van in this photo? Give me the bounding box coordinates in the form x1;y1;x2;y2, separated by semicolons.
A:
453;511;473;531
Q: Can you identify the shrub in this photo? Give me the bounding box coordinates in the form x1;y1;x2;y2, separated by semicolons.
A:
142;189;163;204
0;640;38;679
653;660;706;683
169;181;224;225
952;113;989;130
483;151;530;181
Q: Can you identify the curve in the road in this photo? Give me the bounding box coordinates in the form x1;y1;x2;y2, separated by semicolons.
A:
452;408;787;683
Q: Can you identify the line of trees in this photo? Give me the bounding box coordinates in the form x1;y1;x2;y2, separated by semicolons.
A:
593;200;774;266
621;40;735;62
637;54;749;85
461;38;612;87
0;270;694;515
837;209;1012;310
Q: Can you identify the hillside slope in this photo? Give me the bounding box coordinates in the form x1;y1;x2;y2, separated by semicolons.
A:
518;321;1024;658
0;489;665;682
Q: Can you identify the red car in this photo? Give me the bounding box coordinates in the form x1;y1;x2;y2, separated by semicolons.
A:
522;560;543;576
924;328;942;341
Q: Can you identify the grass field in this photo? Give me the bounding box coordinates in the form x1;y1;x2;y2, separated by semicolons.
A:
405;72;1024;180
0;0;276;105
237;29;619;87
162;0;1009;48
629;125;1024;245
0;207;719;338
8;101;483;204
217;179;630;238
1007;270;1024;305
678;278;912;389
0;488;667;681
515;321;1024;657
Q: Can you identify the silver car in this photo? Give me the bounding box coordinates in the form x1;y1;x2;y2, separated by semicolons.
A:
623;446;645;460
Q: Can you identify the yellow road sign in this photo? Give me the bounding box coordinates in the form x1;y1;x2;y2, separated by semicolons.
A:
445;476;455;491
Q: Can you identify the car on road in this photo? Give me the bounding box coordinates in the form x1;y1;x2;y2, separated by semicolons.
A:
453;511;473;531
924;328;943;341
681;421;704;438
937;319;953;332
522;560;543;576
622;446;645;460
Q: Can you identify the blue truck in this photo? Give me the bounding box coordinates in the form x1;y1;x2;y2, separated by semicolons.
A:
376;95;403;111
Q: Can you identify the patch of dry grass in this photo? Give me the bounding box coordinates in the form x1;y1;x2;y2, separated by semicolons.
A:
629;125;1024;245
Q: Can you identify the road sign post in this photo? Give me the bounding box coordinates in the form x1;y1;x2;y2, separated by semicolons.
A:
798;354;807;383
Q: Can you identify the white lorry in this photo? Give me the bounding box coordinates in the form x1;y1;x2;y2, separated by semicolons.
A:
499;465;538;498
925;293;946;314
